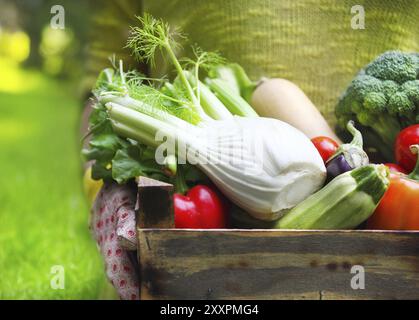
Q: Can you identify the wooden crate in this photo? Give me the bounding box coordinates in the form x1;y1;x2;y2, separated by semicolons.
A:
135;177;419;300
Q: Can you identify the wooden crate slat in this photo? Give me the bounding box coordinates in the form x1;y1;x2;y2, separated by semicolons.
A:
136;176;174;229
134;177;419;300
137;229;419;300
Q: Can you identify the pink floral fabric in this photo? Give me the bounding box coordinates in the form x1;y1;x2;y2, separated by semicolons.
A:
90;182;139;300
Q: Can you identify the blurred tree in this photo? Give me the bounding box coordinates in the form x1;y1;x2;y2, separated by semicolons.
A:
0;0;90;77
13;0;48;68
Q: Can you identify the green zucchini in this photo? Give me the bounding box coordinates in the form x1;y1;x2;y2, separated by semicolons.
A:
275;164;389;229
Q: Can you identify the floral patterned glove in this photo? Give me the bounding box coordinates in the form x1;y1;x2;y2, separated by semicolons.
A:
90;182;139;300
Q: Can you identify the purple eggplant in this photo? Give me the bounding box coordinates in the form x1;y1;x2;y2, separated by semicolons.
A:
326;121;369;180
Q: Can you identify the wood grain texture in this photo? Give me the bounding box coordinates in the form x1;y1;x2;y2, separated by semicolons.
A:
137;229;419;300
136;177;174;229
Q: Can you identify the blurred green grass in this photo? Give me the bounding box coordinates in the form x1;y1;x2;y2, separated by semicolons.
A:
0;61;108;299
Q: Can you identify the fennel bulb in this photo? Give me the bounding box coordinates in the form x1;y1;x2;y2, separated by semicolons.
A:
183;116;327;220
107;102;326;220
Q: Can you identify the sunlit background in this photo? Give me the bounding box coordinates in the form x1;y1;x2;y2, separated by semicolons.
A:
0;0;111;299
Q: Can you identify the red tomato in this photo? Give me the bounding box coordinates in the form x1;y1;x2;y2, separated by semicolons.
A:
395;125;419;173
384;163;408;174
311;136;339;163
174;185;228;229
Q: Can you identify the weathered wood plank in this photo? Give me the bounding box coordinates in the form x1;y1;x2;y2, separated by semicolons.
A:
136;177;174;229
137;229;419;300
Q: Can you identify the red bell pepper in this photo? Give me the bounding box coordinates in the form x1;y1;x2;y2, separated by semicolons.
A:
174;185;228;229
395;124;419;173
367;145;419;230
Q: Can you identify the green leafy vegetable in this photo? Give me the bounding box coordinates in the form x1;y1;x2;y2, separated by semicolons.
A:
111;146;162;184
335;51;419;161
83;102;162;184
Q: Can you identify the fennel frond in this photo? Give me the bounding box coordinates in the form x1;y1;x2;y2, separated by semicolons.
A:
182;45;226;103
126;13;209;118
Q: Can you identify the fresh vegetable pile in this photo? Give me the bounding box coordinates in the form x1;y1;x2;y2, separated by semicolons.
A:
367;125;419;230
84;14;418;230
335;51;419;161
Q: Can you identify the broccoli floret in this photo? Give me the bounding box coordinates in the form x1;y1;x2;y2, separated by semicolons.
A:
388;91;415;116
335;51;418;161
363;92;387;113
364;51;418;83
402;80;419;104
351;75;383;99
381;80;399;99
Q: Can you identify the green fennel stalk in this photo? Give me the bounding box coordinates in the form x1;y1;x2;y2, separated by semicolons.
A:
126;14;208;119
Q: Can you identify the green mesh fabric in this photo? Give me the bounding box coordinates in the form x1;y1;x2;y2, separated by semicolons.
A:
85;0;143;87
87;0;419;126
